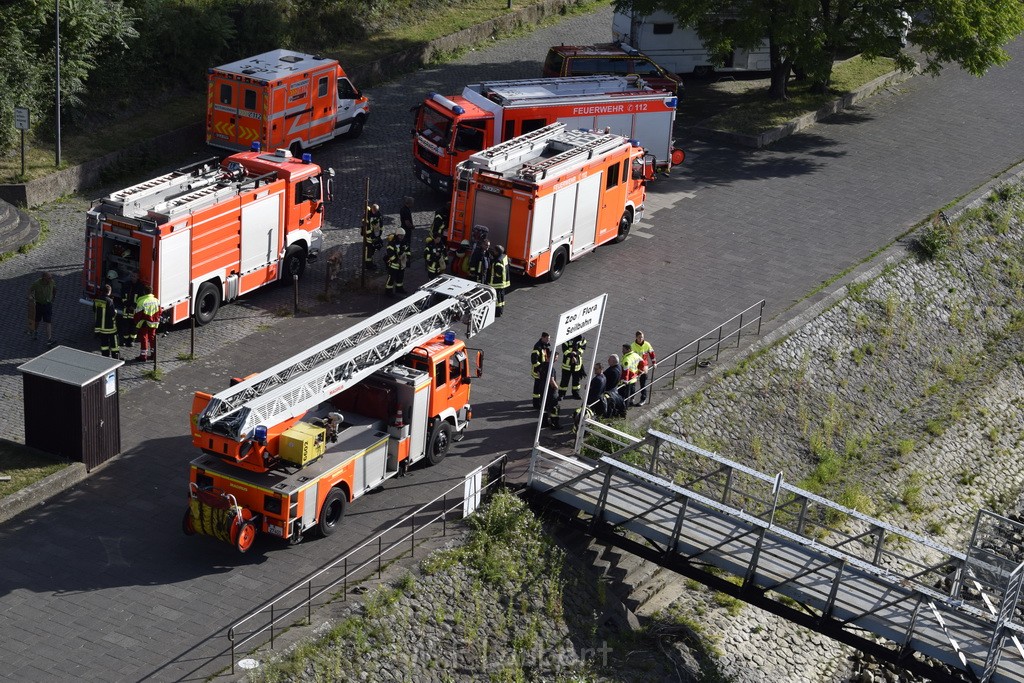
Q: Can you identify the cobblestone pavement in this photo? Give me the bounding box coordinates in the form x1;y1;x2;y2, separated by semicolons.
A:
2;5;1024;681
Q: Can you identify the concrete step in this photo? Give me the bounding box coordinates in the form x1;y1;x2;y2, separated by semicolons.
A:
635;571;691;618
0;203;40;255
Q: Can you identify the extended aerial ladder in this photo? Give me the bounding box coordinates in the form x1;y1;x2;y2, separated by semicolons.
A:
194;275;496;447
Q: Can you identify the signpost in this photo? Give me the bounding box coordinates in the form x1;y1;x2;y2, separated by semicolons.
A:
14;107;29;177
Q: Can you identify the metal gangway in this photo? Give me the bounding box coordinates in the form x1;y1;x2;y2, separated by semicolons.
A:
528;427;1024;682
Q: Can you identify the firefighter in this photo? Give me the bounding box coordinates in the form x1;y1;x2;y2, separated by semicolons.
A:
630;329;657;404
133;283;160;362
558;335;587;400
531;332;553;409
423;234;447;277
543;376;562;429
451;240;473;278
618;343;647;406
361;203;384;270
430;201;450;242
93;284;120;359
487;244;510;317
118;270;142;348
384;229;411;297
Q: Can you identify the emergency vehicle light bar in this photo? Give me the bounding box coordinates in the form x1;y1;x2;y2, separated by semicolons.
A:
429;92;464;115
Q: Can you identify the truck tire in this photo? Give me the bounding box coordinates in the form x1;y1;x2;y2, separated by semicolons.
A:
235;520;256;553
316;488;346;537
194;281;221;326
427;421;453;465
346;115;366;140
182;508;196;536
282;244;307;283
614;210;632;244
548;246;568;282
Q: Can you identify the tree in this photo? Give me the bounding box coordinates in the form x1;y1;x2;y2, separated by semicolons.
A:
616;0;1024;100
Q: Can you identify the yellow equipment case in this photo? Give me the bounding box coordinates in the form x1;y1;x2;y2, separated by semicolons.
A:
279;422;327;465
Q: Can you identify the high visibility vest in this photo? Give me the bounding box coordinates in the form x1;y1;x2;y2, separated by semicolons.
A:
386;237;409;269
363;211;382;239
424;242;447;274
93;297;117;334
489;255;510;290
561;338;586;371
621;351;642;385
631;340;655;366
135;294;160;329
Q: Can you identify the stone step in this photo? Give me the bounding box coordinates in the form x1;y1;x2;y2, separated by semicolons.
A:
0;205;40;255
635;572;691;618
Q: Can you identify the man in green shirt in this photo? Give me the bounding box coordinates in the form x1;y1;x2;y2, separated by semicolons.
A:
28;271;57;344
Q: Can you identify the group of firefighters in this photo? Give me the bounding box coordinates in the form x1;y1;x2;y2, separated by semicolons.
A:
361;201;511;316
531;329;657;430
91;269;161;362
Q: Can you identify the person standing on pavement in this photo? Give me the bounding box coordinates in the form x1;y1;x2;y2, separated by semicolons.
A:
118;270;142;349
28;271;57;344
451;240;472;278
630;330;657;404
430;201;450;243
487;244;510;317
470;238;491;283
362;203;384;270
587;362;606;408
133;283;160;361
531;332;553;409
93;284;120;359
543;376;562;429
558;335;587;399
423;234;447;277
400;196;415;249
385;228;411;297
604;354;622;393
618;343;647;406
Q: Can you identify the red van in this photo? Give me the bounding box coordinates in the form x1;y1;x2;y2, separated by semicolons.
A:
542;42;681;96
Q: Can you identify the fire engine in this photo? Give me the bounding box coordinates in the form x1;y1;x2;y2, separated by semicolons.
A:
183;276;496;552
413;75;681;193
207;49;369;154
82;147;332;326
448;123;652;281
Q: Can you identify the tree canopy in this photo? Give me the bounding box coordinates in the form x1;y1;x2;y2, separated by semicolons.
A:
616;0;1024;99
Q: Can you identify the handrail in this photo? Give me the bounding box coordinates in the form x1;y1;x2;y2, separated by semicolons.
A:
227;454;508;673
623;300;765;406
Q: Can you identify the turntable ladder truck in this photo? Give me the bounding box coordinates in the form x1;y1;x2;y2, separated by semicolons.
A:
184;275;496;552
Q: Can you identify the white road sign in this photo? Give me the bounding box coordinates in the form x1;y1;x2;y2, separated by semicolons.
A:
14;107;30;131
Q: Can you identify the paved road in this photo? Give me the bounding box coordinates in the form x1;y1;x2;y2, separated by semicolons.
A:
2;6;1024;681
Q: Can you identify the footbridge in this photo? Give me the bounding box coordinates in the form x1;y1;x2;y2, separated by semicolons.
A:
527;426;1024;682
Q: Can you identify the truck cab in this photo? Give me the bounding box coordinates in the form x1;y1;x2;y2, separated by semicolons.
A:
413;95;495;194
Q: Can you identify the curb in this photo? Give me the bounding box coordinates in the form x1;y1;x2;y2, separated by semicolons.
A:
691;65;920;149
0;455;88;526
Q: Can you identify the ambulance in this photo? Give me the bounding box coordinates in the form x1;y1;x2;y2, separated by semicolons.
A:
413;75;681;194
448;123;652;281
207;49;369;154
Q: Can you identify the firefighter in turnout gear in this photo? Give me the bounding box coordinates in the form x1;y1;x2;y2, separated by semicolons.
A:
430;201;450;242
559;335;587;399
544;376;562;429
93;284;120;358
133;284;160;361
362;203;384;270
118;270;142;348
423;234;448;276
487;245;510;317
385;229;411;296
531;332;553;409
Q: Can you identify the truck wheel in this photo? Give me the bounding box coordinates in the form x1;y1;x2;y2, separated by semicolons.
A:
235;520;256;553
317;488;346;537
182;508;196;536
194;282;221;326
282;244;307;283
346;115;365;140
548;247;568;282
614;210;632;244
427;421;453;465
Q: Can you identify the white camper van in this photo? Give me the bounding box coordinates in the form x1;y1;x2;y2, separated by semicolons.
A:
612;10;770;76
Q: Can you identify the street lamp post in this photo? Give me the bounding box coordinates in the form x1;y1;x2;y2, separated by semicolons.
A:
55;0;62;167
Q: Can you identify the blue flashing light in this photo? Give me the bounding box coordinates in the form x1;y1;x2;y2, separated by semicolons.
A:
667;97;678;108
250;141;262;152
207;68;214;74
427;91;437;98
453;105;464;115
302;153;312;163
629;139;640;146
253;425;268;444
443;330;456;345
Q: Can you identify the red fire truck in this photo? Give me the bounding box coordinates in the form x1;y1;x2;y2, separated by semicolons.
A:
448;123;652;281
413;75;680;194
82;147;332;326
184;276;495;551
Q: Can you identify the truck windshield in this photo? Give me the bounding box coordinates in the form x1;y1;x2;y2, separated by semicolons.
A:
419;107;453;147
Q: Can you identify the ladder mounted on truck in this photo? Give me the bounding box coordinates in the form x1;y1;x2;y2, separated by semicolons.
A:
474;74;649;104
92;157;222;220
463;123;627;181
195;276;496;441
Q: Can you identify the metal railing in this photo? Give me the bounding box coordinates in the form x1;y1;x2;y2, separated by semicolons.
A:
628;300;764;406
227;454;507;673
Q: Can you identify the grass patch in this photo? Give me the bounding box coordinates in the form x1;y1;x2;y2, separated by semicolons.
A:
0;441;69;497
